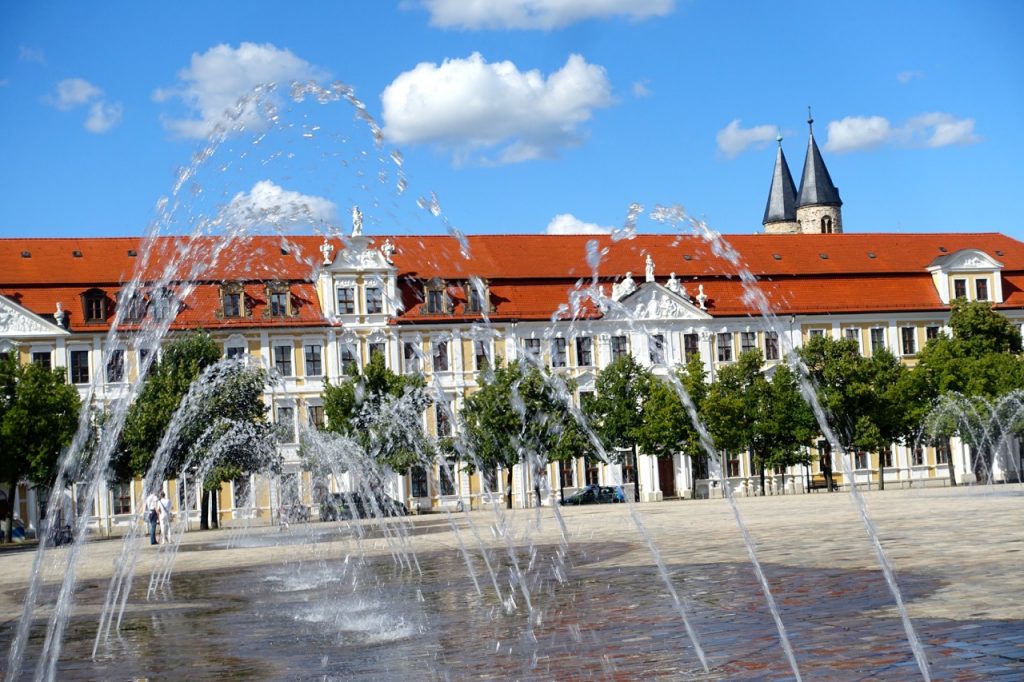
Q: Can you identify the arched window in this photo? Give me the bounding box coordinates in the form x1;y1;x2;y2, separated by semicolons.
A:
820;215;834;234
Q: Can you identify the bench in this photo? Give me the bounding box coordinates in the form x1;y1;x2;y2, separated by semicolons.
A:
808;475;838;492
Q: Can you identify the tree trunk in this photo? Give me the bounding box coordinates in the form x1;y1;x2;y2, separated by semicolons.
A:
505;468;513;510
210;486;219;529
200;489;210;530
947;459;957;487
758;461;765;496
878;454;885;491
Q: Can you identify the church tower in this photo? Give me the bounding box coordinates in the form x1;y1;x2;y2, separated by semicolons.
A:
796;108;843;234
762;135;800;234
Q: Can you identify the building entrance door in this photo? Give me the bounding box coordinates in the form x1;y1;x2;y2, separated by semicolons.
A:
658;457;676;498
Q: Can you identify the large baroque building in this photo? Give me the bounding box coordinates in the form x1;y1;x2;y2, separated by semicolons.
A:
3;126;1023;534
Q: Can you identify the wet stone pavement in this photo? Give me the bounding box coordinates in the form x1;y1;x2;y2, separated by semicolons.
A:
1;486;1022;680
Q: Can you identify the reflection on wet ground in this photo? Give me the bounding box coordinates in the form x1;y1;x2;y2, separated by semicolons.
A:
4;533;1023;681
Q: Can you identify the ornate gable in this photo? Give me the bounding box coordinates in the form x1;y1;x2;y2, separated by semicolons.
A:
0;296;69;337
603;283;711;322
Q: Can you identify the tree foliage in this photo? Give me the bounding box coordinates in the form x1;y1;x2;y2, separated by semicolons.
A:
0;354;81;541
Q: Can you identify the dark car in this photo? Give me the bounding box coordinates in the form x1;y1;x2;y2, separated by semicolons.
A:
559;484;625;506
319;492;407;521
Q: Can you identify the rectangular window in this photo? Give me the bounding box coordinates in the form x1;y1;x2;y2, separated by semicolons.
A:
106;349;125;383
611;335;628;361
269;290;288;317
726;456;741;478
976;279;989;301
684;333;701;362
307;404;325;430
551;338;567;367
649;334;665;364
926;326;940;342
138;348;152;375
953;279;967;299
855;451;869;469
764;331;779;361
70;350;90;384
274;345;293;376
304;344;322;376
844;327;859;342
560;461;574;489
122;294;146;321
466;285;483;313
435;403;452;437
365;286;383;314
84;296;105;322
523;338;541;359
277;406;295;443
32;351;51;370
900;327;917;356
870;328;886;354
410;466;429;498
112;482;132;515
474;339;490;370
368;342;386;362
880;449;893;468
337;286;355;314
223;292;242;318
426;288;445;314
575;336;593;366
226;345;246;359
716;333;733;363
439;458;457;495
341;345;358;375
935;439;951;465
809;328;826;340
740;332;757;355
912;447;924;466
403;342;421;374
432;340;449;372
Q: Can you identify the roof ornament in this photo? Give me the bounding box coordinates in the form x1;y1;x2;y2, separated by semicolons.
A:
319;238;334;265
351;205;363;237
611;272;636;301
645;254;655;282
54;301;66;328
380;238;396;264
807;106;814;133
696;284;708;310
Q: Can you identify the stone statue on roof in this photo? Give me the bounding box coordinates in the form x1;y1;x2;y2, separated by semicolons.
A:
319;238;334;265
645;254;655;282
611;272;637;301
351;206;363;237
696;284;708;310
380;238;396;264
666;272;680;294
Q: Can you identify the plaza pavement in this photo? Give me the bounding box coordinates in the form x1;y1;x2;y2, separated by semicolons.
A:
1;485;1021;679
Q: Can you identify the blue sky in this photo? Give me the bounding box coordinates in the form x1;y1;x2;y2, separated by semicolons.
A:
1;1;1022;241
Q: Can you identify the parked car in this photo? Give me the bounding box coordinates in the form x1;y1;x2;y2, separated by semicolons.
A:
319;492;407;521
559;484;625;506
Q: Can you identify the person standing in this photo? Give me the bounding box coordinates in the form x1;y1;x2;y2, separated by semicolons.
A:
144;489;160;545
157;491;172;544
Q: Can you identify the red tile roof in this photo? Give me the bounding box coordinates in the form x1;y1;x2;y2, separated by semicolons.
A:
2;232;1023;330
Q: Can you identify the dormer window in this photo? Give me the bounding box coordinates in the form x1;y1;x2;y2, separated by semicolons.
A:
81;288;109;323
976;279;989;301
150;288;175;320
423;278;449;315
953;279;967;299
121;292;148;322
337;286;355;314
265;282;291;318
365;285;383;314
221;284;245;318
464;278;488;314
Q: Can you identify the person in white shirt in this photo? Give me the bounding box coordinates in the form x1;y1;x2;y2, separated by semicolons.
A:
144;490;160;545
157;491;172;545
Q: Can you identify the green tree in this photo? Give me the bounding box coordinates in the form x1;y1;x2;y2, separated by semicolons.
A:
461;360;574;508
585;355;653;502
636;357;710;484
0;354;81;543
320;350;432;483
914;300;1024;482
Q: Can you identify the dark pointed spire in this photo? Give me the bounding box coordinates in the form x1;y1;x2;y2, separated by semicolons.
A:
763;135;798;225
797;107;842;207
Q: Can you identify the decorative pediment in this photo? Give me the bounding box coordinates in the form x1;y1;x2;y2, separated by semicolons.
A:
927;249;1003;273
604;283;711;322
329;236;398;273
0;296;69;337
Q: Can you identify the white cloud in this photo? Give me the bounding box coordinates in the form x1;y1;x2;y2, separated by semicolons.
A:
45;78;123;133
47;78;103;110
85;101;123;133
825;113;980;152
896;70;924;85
381;52;613;165
223;180;338;227
824;116;891;152
18;45;45;64
154;42;324;139
632;80;652;98
715;119;778;159
545;213;612;234
417;0;674;30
